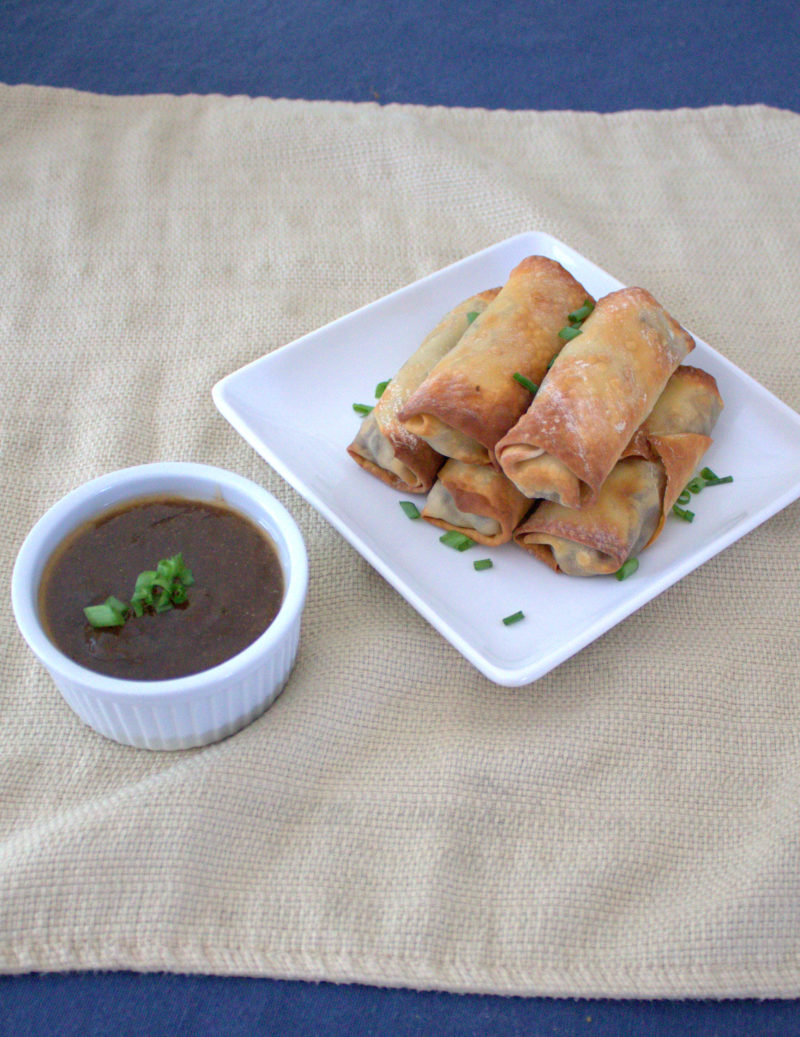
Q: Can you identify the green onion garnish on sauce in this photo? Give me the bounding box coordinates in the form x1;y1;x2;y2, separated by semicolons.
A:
502;610;525;626
473;558;493;571
83;595;128;628
130;554;195;617
558;325;582;341
352;402;373;416
84;554;195;629
439;530;475;551
374;380;390;398
399;500;421;520
615;558;639;581
513;372;539;394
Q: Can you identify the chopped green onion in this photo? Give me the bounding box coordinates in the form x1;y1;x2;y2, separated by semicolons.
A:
473;558;493;571
352;403;373;416
84;596;128;628
502;610;525;626
558;325;582;341
672;504;695;522
686;476;705;494
131;553;194;616
700;466;734;486
568;299;594;324
87;555;194;628
615;558;639;581
513;372;539;394
466;311;480;325
374;379;390;398
439;530;475;551
677;489;692;506
399;500;421;520
546;355;556;370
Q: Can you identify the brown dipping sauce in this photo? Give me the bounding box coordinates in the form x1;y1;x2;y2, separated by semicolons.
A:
39;495;284;681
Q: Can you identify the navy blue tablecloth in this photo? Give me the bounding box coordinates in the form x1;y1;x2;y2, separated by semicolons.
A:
2;2;799;1034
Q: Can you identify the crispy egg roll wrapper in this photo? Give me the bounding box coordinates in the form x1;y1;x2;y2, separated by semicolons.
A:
514;459;666;575
496;287;694;507
398;256;592;466
347;289;499;492
513;365;724;575
422;459;533;546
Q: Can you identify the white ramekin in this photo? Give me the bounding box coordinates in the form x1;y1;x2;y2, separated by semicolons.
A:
11;462;308;750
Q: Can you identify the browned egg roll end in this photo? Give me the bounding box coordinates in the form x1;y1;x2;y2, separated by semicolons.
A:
398;255;592;465
422;459;532;546
496;286;695;506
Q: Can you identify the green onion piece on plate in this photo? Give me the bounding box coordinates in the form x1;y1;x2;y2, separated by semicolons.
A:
513;372;539;394
567;299;594;324
473;558;493;571
352;403;373;416
672;503;695;522
439;530;475;551
374;380;390;398
615;558;639;581
686;476;705;494
399;500;421;520
502;610;525;626
700;466;734;486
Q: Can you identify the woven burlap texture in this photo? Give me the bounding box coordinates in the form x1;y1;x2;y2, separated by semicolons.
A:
1;84;799;998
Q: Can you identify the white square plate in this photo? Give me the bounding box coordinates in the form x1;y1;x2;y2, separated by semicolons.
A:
213;232;800;686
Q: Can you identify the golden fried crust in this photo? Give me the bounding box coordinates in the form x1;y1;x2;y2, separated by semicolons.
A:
398;256;591;462
512;365;724;572
514;459;665;575
347;289;500;492
496;287;695;505
621;364;723;544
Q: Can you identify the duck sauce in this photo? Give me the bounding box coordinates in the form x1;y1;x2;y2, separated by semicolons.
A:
39;496;284;681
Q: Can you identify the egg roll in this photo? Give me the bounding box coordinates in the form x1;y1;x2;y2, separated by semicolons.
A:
422;459;532;546
513;364;723;575
398;256;592;466
514;459;666;575
496;287;695;508
622;364;723;540
347;289;499;493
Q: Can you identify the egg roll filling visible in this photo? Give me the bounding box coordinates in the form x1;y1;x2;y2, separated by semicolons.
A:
350;412;418;488
347;289;500;492
424;479;501;537
422;459;533;546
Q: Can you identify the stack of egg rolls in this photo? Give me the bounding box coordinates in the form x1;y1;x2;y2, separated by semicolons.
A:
347;254;725;577
495;287;695;507
513;365;723;574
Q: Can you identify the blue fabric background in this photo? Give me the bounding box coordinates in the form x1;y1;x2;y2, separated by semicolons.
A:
2;1;799;1033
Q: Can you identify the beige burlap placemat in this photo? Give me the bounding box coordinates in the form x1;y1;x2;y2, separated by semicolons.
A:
1;84;799;998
